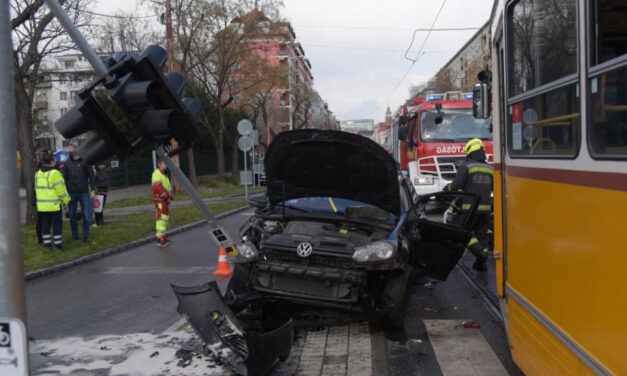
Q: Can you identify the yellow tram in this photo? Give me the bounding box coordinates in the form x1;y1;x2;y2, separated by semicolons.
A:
477;0;627;374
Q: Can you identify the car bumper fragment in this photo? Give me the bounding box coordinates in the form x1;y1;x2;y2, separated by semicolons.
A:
172;281;293;376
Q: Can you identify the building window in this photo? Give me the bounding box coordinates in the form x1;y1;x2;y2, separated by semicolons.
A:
509;0;577;96
64;60;75;69
60;91;68;100
60;108;67;116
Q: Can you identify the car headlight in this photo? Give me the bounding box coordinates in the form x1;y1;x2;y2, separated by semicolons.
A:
352;241;396;264
414;176;434;185
233;242;258;263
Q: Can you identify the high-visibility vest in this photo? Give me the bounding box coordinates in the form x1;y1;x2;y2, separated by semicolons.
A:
151;169;172;196
35;169;70;212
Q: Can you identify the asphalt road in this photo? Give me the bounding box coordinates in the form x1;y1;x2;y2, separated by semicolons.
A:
26;208;521;375
26;208;252;340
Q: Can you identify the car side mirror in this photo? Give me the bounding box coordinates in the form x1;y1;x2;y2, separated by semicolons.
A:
434;103;444;124
473;83;490;119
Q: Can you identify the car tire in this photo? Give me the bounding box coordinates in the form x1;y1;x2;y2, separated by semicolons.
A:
381;268;412;330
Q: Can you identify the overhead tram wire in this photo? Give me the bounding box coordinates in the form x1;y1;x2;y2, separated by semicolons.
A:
81;9;156;19
382;0;448;106
294;25;480;32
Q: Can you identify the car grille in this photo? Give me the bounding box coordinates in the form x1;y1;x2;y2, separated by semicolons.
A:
252;260;364;302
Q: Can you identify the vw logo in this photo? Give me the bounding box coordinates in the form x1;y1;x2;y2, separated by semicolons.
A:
296;242;313;258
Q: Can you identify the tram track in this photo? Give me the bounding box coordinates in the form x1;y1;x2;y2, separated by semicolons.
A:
457;262;503;323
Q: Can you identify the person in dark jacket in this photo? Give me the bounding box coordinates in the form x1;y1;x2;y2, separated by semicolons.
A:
59;145;96;242
445;138;494;271
94;162;110;225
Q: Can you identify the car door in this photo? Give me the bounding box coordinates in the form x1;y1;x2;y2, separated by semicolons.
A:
403;191;480;281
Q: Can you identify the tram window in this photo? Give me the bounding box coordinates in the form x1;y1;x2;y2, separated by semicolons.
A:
590;0;627;66
509;0;578;96
508;83;580;156
590;65;627;156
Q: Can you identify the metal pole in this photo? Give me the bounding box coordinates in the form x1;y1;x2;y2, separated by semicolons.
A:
243;149;248;200
288;57;293;131
0;0;26;323
42;0;108;78
152;150;157;171
0;1;30;373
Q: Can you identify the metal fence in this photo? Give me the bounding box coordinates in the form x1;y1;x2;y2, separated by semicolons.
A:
107;151;242;188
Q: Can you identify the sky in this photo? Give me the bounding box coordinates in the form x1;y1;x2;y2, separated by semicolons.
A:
96;0;494;122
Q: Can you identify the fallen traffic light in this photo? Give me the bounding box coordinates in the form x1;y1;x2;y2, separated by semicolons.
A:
55;90;134;164
107;45;202;149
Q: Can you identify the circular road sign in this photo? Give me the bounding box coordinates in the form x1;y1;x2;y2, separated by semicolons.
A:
238;135;253;152
237;119;253;136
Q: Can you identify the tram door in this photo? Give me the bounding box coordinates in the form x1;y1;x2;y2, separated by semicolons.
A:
495;40;507;298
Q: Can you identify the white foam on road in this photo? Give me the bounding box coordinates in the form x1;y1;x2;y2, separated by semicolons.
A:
31;331;231;376
425;319;509;376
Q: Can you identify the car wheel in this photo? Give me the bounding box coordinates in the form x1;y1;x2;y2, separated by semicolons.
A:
381;268;412;330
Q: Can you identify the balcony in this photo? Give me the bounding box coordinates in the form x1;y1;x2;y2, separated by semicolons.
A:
34;100;48;110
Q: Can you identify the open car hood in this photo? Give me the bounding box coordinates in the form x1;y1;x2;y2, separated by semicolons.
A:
265;130;401;216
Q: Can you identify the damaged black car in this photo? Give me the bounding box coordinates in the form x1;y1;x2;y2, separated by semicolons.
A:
173;129;481;376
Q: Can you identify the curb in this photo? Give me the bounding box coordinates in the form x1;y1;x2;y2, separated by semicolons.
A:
24;205;252;281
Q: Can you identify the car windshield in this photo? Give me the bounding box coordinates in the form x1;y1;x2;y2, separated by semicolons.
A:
420;108;492;142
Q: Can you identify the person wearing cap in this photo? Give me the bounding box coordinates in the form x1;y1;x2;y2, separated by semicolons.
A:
444;138;494;271
35;154;70;250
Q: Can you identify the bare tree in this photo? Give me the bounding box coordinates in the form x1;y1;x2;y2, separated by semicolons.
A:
96;11;163;54
11;0;93;224
176;0;282;180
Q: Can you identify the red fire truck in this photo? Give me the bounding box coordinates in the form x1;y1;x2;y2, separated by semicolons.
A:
396;92;493;196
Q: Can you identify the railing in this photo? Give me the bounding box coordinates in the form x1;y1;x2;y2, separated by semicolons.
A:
415;154;494;181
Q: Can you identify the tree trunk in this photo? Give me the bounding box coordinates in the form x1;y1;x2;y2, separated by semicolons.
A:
15;75;37;225
231;136;240;180
186;147;198;188
216;106;226;180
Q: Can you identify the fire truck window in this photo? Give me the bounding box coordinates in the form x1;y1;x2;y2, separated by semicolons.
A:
590;0;627;66
508;83;580;156
420;109;492;142
509;0;577;96
590;65;627;157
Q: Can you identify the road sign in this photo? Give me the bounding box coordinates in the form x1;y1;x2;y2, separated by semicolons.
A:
240;170;253;185
0;318;28;376
237;119;253;136
238;135;253;152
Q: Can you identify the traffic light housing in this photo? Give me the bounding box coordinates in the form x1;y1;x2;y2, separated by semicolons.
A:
54;45;202;164
55;90;134;164
107;45;202;149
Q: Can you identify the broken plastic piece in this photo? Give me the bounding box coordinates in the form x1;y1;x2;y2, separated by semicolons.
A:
462;321;480;329
172;281;293;376
421;307;438;313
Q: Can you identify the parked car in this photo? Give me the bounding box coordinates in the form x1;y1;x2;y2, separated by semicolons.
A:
173;130;480;376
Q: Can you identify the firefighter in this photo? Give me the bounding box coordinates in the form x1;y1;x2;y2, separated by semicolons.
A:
445;138;493;271
35;154;70;250
152;160;174;247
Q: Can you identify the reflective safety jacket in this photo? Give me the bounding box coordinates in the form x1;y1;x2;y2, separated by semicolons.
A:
446;155;493;213
152;169;173;202
35;166;70;212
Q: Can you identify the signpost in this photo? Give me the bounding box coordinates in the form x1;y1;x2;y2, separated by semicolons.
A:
237;119;254;200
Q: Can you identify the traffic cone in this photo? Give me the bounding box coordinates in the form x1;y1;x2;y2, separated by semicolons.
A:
213;247;233;277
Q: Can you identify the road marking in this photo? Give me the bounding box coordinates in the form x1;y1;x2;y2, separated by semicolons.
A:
164;317;187;333
102;266;214;274
425;320;509;376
